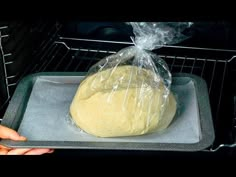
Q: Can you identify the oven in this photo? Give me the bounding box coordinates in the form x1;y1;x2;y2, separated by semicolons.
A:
1;21;236;157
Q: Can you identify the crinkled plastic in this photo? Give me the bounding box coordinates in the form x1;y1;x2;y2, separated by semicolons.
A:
70;22;193;138
129;22;193;50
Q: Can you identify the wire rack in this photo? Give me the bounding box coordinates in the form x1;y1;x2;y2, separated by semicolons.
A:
1;33;236;152
0;25;11;122
0;22;62;118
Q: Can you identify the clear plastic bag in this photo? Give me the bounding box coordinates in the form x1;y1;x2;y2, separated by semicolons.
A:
70;22;193;138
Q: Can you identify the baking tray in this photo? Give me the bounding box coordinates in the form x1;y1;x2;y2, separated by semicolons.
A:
0;72;215;151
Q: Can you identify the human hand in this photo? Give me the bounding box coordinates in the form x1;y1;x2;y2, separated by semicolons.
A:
0;125;54;155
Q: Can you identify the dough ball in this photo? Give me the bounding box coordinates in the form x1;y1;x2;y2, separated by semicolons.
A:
70;65;176;137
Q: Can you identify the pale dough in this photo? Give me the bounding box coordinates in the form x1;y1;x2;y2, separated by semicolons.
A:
70;65;176;137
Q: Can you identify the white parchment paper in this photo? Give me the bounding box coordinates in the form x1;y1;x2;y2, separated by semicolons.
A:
18;76;201;144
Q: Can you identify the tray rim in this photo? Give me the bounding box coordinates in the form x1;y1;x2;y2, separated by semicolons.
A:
0;72;215;152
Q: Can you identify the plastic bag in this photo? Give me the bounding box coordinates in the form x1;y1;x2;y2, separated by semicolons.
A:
70;22;193;138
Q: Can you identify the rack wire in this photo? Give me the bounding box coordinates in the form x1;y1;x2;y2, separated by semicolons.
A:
0;26;11;122
1;34;236;152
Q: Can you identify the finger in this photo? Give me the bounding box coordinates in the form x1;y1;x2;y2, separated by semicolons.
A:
0;125;26;141
24;149;52;155
47;149;54;153
0;144;12;150
0;149;8;155
7;148;32;155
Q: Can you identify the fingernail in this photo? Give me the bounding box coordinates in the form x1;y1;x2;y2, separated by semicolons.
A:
19;136;27;141
48;149;54;153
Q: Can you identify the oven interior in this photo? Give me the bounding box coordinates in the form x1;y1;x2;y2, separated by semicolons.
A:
1;20;236;156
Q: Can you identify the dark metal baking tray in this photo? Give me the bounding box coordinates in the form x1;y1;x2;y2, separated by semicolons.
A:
0;72;215;151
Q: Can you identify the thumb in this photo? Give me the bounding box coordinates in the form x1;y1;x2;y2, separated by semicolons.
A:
0;125;27;141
